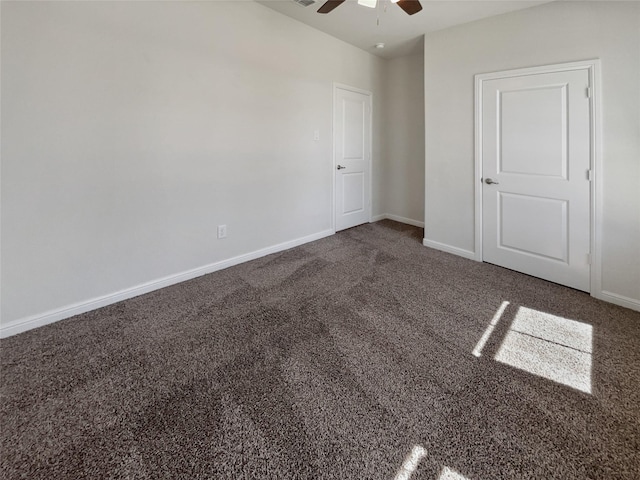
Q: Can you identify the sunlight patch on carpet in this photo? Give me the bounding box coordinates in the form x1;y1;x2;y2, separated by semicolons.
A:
473;301;510;357
437;465;471;480
495;306;592;393
394;445;427;480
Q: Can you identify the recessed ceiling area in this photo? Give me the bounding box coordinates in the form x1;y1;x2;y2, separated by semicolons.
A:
257;0;550;58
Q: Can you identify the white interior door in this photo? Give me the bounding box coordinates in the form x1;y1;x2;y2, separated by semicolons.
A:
481;68;592;291
334;86;371;232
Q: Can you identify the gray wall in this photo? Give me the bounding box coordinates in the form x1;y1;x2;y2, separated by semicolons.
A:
423;1;640;307
382;52;425;224
1;1;388;329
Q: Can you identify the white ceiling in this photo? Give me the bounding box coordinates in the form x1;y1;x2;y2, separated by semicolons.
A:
257;0;550;58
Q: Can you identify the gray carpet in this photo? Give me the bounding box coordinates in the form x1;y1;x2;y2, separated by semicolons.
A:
1;220;639;479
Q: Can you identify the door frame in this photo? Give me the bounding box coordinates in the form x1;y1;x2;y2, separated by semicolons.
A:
474;59;602;294
332;82;373;233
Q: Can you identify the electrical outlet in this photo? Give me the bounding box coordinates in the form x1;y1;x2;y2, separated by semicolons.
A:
217;225;227;239
313;130;320;141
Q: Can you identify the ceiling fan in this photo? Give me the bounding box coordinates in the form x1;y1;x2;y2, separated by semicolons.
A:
317;0;422;16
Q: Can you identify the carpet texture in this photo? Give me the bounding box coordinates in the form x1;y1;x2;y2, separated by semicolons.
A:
1;220;639;479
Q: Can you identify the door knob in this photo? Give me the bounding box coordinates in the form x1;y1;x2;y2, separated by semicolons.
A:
484;178;499;185
337;165;346;170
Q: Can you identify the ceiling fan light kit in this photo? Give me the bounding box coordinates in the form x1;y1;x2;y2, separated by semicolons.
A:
317;0;422;15
358;0;377;8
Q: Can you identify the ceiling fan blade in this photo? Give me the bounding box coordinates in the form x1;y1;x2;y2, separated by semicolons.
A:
317;0;347;14
396;0;422;15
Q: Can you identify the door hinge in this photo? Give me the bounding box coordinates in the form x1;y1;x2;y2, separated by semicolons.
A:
587;253;592;265
586;87;592;98
587;169;593;181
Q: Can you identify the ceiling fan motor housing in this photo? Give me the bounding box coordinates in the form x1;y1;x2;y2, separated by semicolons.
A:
293;0;317;7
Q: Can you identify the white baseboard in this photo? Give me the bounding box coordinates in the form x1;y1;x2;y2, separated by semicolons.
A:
385;214;425;228
595;291;640;312
371;213;424;228
0;229;334;339
422;238;477;261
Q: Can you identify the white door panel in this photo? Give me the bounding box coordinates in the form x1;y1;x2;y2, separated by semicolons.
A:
499;193;568;262
482;68;591;291
342;172;365;214
335;86;371;231
499;84;568;178
342;98;365;159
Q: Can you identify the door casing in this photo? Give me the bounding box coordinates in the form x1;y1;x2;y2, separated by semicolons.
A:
332;83;373;232
474;59;602;295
